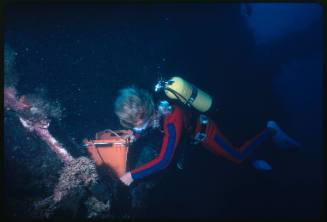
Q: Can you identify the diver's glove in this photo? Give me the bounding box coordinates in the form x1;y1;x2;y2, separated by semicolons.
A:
121;129;138;144
120;171;133;186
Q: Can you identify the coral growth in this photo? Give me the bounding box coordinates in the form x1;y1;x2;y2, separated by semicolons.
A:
53;157;99;202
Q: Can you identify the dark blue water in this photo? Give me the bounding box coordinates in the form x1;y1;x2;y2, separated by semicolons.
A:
5;3;324;219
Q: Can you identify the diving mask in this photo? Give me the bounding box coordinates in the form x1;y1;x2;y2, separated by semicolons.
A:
133;119;150;134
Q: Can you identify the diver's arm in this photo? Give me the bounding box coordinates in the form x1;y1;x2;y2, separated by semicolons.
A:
130;124;179;180
124;106;183;183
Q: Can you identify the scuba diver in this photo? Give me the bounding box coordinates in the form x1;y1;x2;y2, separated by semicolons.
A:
115;77;301;186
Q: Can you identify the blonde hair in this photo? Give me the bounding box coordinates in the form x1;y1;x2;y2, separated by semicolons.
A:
114;86;155;129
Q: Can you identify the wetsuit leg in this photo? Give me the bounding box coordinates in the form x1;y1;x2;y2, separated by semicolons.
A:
198;118;271;164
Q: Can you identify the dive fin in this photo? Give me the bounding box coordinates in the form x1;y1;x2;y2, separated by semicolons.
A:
252;159;272;171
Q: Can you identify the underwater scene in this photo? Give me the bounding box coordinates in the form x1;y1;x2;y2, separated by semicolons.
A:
4;2;324;220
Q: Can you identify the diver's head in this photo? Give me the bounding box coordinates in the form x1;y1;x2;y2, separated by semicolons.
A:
114;86;156;133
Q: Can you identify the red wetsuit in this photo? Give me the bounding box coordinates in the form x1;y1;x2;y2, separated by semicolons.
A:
130;105;270;181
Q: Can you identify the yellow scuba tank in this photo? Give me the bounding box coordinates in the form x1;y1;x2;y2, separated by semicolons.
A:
163;76;212;112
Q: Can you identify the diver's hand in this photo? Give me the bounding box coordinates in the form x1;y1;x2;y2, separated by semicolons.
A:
126;134;136;143
123;130;137;144
120;172;133;186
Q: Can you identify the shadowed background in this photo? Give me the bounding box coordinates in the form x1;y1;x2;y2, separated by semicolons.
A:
4;3;323;219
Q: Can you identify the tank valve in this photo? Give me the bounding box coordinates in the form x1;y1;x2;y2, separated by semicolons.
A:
154;79;166;92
